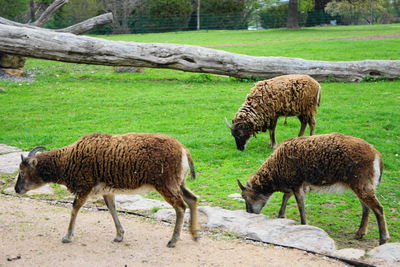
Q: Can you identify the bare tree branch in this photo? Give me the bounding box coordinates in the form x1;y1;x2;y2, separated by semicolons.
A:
31;0;69;27
56;13;113;34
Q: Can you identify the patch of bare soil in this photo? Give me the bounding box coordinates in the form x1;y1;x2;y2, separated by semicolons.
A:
0;195;344;267
315;33;400;41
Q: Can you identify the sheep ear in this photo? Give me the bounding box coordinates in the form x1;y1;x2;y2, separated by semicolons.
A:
237;179;246;191
28;158;38;168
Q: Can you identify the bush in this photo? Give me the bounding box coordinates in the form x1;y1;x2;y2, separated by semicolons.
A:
131;0;192;33
197;0;249;30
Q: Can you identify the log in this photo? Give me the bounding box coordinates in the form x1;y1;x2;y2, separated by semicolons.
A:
56;13;114;34
0;24;399;82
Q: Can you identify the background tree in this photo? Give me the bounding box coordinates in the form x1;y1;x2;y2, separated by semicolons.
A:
287;0;300;28
325;0;388;24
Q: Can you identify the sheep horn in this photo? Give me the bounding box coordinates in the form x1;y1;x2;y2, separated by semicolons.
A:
225;117;233;130
237;179;246;191
27;146;46;157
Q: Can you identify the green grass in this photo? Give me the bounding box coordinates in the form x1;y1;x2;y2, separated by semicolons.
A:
0;24;399;249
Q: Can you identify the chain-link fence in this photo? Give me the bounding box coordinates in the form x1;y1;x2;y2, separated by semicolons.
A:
90;10;400;34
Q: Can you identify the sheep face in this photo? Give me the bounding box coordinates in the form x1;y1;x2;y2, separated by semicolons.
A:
238;180;270;214
15;155;45;194
15;146;46;194
230;123;253;151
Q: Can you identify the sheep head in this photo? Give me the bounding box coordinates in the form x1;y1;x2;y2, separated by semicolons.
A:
238;179;270;214
15;146;46;194
225;118;254;151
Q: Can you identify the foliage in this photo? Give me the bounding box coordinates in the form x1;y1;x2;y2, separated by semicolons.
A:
45;0;104;29
259;2;310;28
131;0;192;33
0;0;29;21
0;24;399;248
325;0;389;25
198;0;250;30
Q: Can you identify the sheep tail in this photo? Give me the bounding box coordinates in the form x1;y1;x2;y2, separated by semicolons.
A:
283;117;288;126
317;84;321;107
186;149;196;180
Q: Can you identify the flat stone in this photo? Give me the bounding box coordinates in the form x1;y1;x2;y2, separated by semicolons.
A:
0;53;25;68
1;68;26;77
227;193;244;202
4;184;54;195
368;242;400;262
0;144;21;154
115;194;170;211
198;206;336;254
332;248;365;260
0;152;27;174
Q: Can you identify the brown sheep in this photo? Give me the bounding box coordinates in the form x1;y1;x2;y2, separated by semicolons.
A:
15;133;199;248
238;133;390;245
226;74;321;150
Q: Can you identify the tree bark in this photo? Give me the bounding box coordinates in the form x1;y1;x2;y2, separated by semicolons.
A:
55;13;114;34
1;24;399;82
287;0;300;29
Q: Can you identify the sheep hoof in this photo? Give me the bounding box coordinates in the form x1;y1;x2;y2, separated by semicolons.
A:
113;236;123;242
61;236;72;243
167;240;176;248
355;232;365;240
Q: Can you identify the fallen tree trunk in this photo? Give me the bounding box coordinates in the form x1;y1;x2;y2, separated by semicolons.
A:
1;24;399;82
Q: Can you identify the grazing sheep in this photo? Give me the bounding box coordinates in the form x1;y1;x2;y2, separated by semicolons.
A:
15;133;199;248
226;74;321;150
237;133;389;245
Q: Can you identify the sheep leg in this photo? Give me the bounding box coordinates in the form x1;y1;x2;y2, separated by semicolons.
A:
355;202;370;239
354;189;389;245
268;119;278;149
308;116;316;135
103;194;125;242
278;192;292;218
297;116;307;137
62;194;88;243
181;185;200;241
293;188;307;225
159;189;186;248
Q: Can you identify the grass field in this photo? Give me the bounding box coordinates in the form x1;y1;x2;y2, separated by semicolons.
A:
0;24;399;249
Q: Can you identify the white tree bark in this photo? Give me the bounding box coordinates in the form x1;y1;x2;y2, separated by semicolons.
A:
30;0;69;27
1;24;399;82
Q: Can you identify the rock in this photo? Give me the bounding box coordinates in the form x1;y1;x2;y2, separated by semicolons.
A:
199;206;336;254
227;193;244;202
0;53;25;68
0;152;28;174
113;66;144;73
1;68;26;77
0;87;5;92
368;242;400;262
332;248;365;260
27;184;54;195
154;209;190;221
0;144;21;154
115;195;170;211
3;184;54;195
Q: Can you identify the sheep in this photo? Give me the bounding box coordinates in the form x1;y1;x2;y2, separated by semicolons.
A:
15;133;200;248
237;133;390;245
225;74;321;150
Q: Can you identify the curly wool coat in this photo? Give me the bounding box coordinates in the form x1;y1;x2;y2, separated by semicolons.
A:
233;74;321;134
33;133;194;198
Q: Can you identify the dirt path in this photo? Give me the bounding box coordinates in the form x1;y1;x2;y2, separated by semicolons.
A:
0;195;344;267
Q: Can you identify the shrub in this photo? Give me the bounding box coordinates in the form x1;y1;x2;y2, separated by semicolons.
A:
131;0;192;33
